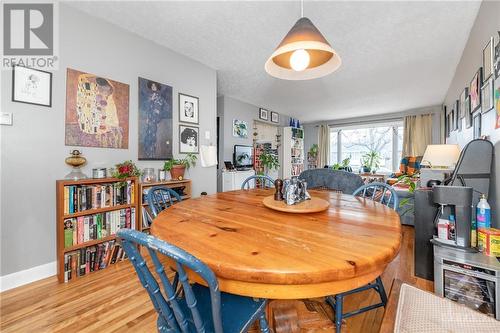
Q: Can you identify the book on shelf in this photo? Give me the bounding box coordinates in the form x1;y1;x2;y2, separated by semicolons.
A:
63;180;135;214
63;207;136;248
63;240;128;282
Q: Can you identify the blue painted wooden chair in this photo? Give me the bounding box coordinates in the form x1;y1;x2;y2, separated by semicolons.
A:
147;186;183;218
241;175;275;189
117;229;270;333
326;182;399;332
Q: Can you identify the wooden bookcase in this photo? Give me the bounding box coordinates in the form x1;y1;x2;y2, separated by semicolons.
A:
138;179;192;233
56;177;139;283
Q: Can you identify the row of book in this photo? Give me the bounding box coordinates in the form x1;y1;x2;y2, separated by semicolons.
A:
63;181;135;214
64;208;136;247
64;240;126;282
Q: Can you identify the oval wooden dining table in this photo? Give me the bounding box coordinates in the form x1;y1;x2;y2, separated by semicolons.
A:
151;188;402;300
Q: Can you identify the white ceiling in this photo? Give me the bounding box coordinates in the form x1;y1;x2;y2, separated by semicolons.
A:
67;1;481;123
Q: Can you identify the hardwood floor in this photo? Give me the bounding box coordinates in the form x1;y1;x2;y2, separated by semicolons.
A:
0;226;432;332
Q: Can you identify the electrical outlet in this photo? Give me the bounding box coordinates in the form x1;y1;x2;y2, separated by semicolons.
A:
0;113;13;126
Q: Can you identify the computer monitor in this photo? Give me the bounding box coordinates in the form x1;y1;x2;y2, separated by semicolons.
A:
233;145;253;169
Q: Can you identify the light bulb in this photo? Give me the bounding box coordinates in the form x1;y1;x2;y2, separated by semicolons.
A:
290;49;310;71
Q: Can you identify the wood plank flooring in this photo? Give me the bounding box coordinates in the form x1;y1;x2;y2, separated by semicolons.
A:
0;226;432;332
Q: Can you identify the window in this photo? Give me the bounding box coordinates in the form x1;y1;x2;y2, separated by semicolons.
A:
329;122;403;172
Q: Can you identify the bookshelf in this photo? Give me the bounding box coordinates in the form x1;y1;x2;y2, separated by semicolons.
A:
280;127;304;178
56;177;139;283
139;179;192;232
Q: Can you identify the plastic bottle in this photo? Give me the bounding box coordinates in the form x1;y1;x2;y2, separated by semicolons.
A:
476;194;491;229
471;206;477;247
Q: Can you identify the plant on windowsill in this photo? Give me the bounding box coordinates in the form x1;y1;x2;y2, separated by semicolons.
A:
332;156;352;172
163;153;197;180
361;150;381;173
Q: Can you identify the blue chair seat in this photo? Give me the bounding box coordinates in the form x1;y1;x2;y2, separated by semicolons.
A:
175;283;267;333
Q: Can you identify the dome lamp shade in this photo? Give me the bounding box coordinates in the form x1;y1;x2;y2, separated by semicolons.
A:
265;17;341;80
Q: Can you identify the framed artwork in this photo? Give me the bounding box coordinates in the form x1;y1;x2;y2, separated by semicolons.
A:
444;106;450;138
473;112;481;139
259;108;268;121
447;111;453;135
494;32;500;79
459;87;468;119
65;68;129;149
495;77;500;129
232;119;248;138
483;37;494;81
454;100;461;131
464;96;472;129
178;93;199;124
271;111;279;123
481;77;494;114
179;125;199;153
138;77;173;160
469;68;482;113
12;65;52;107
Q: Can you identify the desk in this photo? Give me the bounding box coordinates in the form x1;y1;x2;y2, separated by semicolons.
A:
151;189;401;299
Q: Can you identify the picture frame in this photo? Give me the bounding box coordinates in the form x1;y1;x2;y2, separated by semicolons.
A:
179;125;199;154
459;87;468;119
473;112;481;139
481;76;494;114
494;32;500;79
454;100;461;131
259;108;269;121
469;68;482;113
443;106;450;138
12;65;52;107
271;111;279;123
178;93;199;124
483;36;494;81
495;77;500;129
464;95;472;128
232;119;248;138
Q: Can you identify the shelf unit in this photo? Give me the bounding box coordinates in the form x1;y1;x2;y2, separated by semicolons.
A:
56;177;139;283
138;179;192;232
280;127;304;179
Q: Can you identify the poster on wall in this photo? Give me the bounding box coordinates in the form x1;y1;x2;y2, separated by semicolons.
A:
495;77;500;129
65;68;129;149
179;125;199;153
469;68;482;113
138;77;173;160
233;119;248;138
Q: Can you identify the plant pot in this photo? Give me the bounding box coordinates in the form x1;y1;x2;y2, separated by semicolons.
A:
362;166;371;173
169;165;186;180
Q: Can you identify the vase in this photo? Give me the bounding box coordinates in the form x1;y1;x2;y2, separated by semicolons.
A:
64;150;88;180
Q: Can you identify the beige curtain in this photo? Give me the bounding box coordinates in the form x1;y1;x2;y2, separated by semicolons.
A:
318;124;330;167
402;114;433;156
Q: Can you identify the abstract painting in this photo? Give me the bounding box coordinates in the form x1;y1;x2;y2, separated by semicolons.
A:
138;77;173;160
233;119;248;138
469;68;482;113
65;68;129;149
179;125;199;153
495;32;500;79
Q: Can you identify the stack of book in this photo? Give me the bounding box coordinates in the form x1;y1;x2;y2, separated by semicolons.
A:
63;240;127;282
63;208;136;247
63;181;135;214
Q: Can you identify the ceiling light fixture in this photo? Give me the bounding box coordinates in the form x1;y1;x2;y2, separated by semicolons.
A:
265;0;341;80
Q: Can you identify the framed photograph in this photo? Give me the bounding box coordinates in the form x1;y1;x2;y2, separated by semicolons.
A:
138;78;173;160
259;108;268;121
447;111;453;136
469;68;482;113
459;87;468;119
444;106;450;138
232;119;248;138
179;125;199;154
483;37;494;81
65;68;129;149
450;107;456;131
464;96;472;128
271;111;279;123
454;100;461;131
473;112;481;139
494;32;500;79
12;65;52;107
178;93;199;124
481;77;494;114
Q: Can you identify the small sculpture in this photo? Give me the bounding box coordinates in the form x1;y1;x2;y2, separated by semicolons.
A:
274;179;284;201
283;176;311;205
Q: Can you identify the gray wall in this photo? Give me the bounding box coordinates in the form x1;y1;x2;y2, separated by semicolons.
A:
0;4;217;276
444;0;500;228
303;105;442;168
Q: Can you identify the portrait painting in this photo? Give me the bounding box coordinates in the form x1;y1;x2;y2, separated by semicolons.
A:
138;77;173;160
65;68;129;149
179;93;199;124
179;125;199;153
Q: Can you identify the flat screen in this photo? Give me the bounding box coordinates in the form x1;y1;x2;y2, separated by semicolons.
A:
234;145;253;168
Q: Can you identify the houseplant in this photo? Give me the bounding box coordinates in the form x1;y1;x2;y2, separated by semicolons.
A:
308;144;318;158
332;156;352;172
111;160;142;186
163;153;197;180
361;150;381;173
258;151;279;175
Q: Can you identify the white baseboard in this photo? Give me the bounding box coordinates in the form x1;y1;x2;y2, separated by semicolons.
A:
0;261;56;292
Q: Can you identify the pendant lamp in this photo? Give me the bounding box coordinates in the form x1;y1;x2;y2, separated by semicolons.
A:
265;1;341;80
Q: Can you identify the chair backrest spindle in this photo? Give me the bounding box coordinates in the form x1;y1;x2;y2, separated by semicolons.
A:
241;175;275;189
353;182;399;210
147;186;183;217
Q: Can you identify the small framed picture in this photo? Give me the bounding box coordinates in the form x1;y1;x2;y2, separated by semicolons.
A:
232;119;248;138
12;65;52;107
179;93;199;124
481;77;494;114
179;125;199;154
494;33;500;79
259;108;268;121
473;112;481;139
464;96;472;128
459;87;468;119
469;68;482;113
454;100;461;131
483;37;494;81
271;111;279;123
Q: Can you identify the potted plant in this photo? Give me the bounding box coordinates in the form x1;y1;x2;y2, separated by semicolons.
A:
258;151;279;176
163;153;197;180
361;150;381;173
308;144;318;158
111;160;142;186
332;156;352;172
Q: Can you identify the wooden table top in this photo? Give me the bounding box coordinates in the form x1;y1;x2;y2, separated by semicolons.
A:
151;189;402;299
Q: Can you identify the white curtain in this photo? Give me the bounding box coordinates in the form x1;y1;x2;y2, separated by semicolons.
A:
318;124;330;167
402;114;433;156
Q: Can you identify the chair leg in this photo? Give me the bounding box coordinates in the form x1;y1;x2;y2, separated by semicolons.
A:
259;313;271;333
335;294;343;333
375;276;388;306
